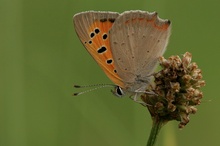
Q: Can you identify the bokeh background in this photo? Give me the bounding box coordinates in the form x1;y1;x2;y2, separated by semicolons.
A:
0;0;218;146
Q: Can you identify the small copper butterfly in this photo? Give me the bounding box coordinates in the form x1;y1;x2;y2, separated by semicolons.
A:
73;10;171;99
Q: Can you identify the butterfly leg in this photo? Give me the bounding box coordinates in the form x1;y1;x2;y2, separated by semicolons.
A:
134;88;157;96
130;93;152;107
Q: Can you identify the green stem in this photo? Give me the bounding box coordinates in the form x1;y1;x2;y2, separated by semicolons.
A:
147;118;164;146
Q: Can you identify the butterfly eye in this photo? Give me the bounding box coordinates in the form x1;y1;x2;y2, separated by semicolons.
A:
111;86;125;97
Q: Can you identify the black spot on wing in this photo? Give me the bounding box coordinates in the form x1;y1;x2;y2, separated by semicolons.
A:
100;18;107;22
108;18;115;23
100;18;115;23
90;32;95;38
106;59;113;64
95;28;100;34
103;34;108;40
97;46;107;54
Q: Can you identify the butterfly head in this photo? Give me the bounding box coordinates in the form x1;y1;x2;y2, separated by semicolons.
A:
111;86;125;97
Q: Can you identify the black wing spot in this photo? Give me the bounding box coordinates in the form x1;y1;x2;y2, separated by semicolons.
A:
167;20;171;24
90;32;95;38
88;40;92;44
97;46;107;53
100;18;107;22
106;59;113;64
103;34;108;40
95;28;100;34
108;18;115;23
114;69;117;73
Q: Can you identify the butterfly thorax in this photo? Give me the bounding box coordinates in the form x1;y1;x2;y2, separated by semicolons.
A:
124;75;152;93
112;76;152;98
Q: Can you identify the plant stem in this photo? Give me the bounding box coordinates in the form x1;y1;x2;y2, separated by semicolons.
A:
147;118;164;146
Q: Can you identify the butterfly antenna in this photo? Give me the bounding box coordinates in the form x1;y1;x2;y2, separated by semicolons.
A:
73;84;115;96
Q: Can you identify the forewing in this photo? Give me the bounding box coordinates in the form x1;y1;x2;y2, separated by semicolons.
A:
73;11;124;87
110;10;171;83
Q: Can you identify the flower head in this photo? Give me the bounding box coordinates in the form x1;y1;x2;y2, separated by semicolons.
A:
141;52;205;128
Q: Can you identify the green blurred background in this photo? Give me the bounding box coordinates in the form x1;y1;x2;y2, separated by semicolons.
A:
0;0;218;146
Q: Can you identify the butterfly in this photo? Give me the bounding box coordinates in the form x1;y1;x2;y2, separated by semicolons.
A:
73;10;171;99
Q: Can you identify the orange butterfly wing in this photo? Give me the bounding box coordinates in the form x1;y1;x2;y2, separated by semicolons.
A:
73;11;124;88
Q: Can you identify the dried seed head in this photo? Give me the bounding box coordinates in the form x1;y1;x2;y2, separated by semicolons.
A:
141;52;205;129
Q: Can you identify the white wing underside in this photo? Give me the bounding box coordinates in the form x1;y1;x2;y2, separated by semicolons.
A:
110;10;171;91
